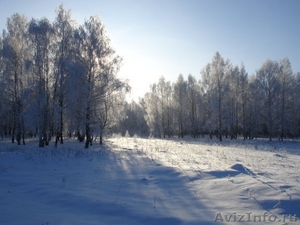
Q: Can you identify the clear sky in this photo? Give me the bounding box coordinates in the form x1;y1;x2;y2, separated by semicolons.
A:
1;0;299;101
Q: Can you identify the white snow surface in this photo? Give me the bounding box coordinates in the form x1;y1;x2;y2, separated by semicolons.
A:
0;137;300;225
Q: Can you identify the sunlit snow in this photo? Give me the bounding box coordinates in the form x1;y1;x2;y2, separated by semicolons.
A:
0;137;299;224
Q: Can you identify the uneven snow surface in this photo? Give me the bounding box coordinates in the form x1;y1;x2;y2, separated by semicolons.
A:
0;137;300;224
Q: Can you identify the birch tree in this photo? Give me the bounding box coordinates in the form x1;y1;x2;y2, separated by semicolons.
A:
186;74;199;138
118;100;149;137
255;59;280;141
74;16;125;148
227;65;240;139
144;85;161;137
204;52;229;141
290;72;300;138
29;18;54;147
246;75;260;139
0;36;5;139
173;74;187;138
157;76;168;138
239;63;250;139
164;80;174;137
200;63;214;138
277;58;293;140
52;4;75;146
2;14;29;144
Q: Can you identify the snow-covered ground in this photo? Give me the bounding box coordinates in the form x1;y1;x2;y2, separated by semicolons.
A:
0;137;300;224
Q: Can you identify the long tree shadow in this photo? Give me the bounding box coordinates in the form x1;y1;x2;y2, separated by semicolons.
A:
91;144;223;225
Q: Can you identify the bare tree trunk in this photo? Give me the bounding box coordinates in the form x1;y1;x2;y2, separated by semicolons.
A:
21;117;25;145
16;125;21;145
55;135;59;148
11;111;16;143
99;135;102;145
60;96;64;144
218;107;223;141
99;128;103;145
85;106;90;148
39;131;44;147
85;125;90;148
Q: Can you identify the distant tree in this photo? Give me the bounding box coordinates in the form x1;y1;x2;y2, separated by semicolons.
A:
136;98;150;136
201;52;229;141
186;74;199;138
227;65;240;139
255;59;280;141
196;79;205;137
165;81;175;137
144;84;161;137
290;72;300;137
173;74;187;138
118;100;149;137
200;63;214;137
239;63;250;139
143;77;173;138
247;75;261;139
276;58;293;140
157;76;167;138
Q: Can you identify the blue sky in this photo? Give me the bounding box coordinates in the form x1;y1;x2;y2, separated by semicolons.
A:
1;0;299;100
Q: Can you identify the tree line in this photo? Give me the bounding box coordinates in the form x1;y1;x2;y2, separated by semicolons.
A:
1;6;299;147
119;52;300;141
0;5;129;148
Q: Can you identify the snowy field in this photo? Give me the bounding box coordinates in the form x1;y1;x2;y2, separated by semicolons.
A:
0;137;300;225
